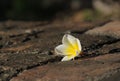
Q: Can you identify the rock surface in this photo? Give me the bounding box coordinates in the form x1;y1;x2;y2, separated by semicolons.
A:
10;54;120;81
85;21;120;38
0;20;120;81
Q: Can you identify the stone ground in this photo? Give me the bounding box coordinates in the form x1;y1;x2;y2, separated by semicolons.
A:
0;20;120;81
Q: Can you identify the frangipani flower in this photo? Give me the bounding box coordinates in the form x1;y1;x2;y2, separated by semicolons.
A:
55;34;82;61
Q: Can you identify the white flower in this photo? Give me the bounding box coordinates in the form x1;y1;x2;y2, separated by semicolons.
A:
55;34;82;61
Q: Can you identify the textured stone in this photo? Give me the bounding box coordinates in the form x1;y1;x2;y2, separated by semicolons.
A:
0;20;112;81
85;21;120;38
10;54;120;81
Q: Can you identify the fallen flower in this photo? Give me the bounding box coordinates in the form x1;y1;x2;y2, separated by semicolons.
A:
55;34;82;61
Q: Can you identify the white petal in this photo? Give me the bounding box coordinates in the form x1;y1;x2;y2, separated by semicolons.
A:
62;34;71;45
62;34;77;48
55;44;73;56
55;45;65;55
65;34;81;50
76;38;82;51
67;34;77;44
61;56;74;61
68;35;78;48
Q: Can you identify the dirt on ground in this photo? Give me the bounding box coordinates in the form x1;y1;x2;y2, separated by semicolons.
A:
0;20;120;81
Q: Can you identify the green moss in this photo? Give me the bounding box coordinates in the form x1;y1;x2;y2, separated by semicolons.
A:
83;9;103;21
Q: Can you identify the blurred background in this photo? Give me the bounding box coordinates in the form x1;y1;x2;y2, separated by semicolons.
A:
0;0;120;21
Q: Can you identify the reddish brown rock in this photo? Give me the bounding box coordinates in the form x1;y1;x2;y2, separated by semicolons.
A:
0;20;113;81
10;54;120;81
85;21;120;38
0;20;118;81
